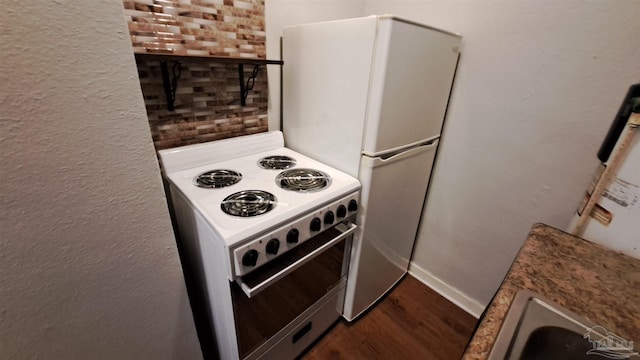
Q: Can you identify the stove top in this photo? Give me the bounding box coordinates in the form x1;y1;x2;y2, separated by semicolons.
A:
160;132;361;247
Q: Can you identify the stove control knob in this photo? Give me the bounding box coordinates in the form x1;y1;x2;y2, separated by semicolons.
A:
286;229;299;244
348;199;358;212
324;211;335;225
310;217;322;232
336;205;347;218
266;238;280;255
242;249;259;267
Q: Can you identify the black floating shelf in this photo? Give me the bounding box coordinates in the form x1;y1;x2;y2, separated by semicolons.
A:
134;53;283;109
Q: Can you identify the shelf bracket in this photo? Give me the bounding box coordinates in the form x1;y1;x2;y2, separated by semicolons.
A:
238;64;261;106
160;60;182;111
135;54;282;109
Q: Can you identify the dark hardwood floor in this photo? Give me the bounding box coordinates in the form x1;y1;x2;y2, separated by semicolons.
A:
301;275;478;360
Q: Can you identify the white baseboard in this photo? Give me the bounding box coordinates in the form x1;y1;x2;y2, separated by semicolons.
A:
408;263;485;319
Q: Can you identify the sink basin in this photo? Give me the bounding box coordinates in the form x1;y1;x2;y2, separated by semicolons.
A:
488;290;638;359
519;326;595;359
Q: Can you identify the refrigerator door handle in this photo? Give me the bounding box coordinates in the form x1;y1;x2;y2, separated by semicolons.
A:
362;139;439;168
362;136;440;158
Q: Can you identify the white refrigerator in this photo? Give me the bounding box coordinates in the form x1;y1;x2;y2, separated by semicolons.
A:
282;15;462;320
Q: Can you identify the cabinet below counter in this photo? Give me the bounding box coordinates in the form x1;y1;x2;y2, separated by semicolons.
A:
463;223;640;359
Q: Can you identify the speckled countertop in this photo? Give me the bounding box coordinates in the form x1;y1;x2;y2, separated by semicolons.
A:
462;223;640;359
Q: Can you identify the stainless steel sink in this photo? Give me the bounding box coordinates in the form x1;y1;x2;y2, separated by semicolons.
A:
488;290;638;359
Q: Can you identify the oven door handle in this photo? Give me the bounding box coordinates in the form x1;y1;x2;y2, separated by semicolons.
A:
236;222;357;298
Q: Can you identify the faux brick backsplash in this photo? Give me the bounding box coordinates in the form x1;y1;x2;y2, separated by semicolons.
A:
124;0;270;150
123;0;266;59
137;59;269;150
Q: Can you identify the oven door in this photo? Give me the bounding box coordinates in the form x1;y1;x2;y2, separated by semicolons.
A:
231;222;355;359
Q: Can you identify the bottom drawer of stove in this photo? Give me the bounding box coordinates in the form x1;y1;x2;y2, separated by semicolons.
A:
243;279;345;360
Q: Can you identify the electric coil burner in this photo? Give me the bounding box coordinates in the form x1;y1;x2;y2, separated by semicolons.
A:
276;168;331;192
194;169;242;188
258;155;297;169
221;190;276;217
158;131;360;360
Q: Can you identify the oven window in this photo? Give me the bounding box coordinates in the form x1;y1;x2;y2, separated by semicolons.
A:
231;229;347;358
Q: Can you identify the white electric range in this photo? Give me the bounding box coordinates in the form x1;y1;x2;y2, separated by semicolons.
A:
159;131;360;360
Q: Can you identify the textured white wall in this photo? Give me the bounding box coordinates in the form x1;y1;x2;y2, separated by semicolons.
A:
267;1;640;312
0;2;201;359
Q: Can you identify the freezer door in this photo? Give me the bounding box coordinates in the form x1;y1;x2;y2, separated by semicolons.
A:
343;139;439;321
362;17;461;156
